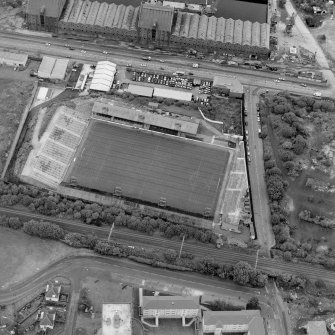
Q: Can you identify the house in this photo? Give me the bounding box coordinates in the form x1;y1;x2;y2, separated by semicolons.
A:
203;310;266;335
39;311;56;331
45;283;61;302
303;321;328;335
139;288;200;327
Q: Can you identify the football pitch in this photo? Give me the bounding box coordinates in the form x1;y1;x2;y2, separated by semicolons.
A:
66;121;231;215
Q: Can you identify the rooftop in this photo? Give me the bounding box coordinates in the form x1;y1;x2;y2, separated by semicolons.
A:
26;0;66;17
304;321;328;335
138;3;174;32
0;51;28;64
213;75;244;94
142;295;200;310
203;310;265;335
102;303;132;335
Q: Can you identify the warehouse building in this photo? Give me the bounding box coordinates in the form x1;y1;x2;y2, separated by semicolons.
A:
212;76;244;98
38;56;69;80
0;51;28;67
90;61;116;92
28;0;270;58
127;84;154;97
26;0;67;32
153;87;193;101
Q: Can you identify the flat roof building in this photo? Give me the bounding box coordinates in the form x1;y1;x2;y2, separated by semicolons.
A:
127;84;153;97
203;310;266;335
303;321;328;335
0;51;28;67
153;87;193;102
38;56;69;80
212;75;244;98
102;303;132;335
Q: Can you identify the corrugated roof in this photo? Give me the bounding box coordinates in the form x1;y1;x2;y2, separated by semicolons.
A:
67;0;83;23
153;87;193;102
62;0;75;22
130;6;139;31
233;19;243;45
51;58;69;80
121;5;135;30
251;22;260;46
103;3;117;28
95;2;108;26
127;84;153;97
203;310;265;335
0;51;28;65
77;0;91;24
197;15;208;40
38;56;56;79
180;13;191;38
207;16;217;40
260;23;269;48
215;17;226;42
242;21;252;45
90;61;116;92
113;4;126;29
86;1;100;26
172;11;183;36
225;18;234;43
26;0;66;17
143;296;200;310
138;3;174;32
188;14;200;38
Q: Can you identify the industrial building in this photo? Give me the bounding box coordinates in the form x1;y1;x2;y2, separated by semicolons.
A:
212;75;244;98
0;51;28;67
203;310;266;335
38;56;69;80
26;0;67;32
25;0;271;58
127;84;154;97
92;98;200;135
90;61;116;92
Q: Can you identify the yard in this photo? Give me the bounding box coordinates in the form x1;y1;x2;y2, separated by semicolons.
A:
65;121;231;216
0;226;80;288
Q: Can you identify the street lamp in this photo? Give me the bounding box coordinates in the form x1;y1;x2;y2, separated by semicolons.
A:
107;222;115;242
178;235;186;259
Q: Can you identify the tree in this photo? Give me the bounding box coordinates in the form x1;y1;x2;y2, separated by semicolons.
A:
232;261;252;285
208;300;243;311
283;251;292;262
246;297;260;310
281;125;296;138
315;279;326;289
278;149;295;162
23;220;66;240
292;135;307;155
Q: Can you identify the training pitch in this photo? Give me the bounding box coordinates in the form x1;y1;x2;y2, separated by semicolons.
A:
66;121;230;215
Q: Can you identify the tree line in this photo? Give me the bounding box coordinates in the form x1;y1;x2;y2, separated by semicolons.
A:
0;215;308;290
0;181;218;245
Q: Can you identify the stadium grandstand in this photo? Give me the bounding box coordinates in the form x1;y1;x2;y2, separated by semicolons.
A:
92;98;200;135
26;0;270;58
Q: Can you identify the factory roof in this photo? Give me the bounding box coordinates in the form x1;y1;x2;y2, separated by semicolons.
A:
138;3;174;32
38;56;56;79
77;0;91;25
207;16;217;41
51;58;69;80
197;15;208;40
26;0;66;17
203;310;266;335
86;1;100;26
143;296;200;310
90;61;116;92
153;87;193;102
127;84;153;97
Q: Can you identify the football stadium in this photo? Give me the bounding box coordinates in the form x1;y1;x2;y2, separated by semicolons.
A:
65;121;231;216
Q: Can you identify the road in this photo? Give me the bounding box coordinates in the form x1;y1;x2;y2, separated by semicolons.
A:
0;30;333;97
1;206;335;287
0;254;283;334
244;87;275;252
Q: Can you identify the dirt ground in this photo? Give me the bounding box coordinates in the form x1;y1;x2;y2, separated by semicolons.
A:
0;78;34;173
310;19;335;66
0;226;88;289
0;4;25;31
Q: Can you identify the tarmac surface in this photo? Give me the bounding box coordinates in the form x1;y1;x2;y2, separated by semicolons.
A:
67;121;230;215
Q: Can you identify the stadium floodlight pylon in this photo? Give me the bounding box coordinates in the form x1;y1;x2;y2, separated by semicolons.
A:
158;197;167;207
114;187;122;197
